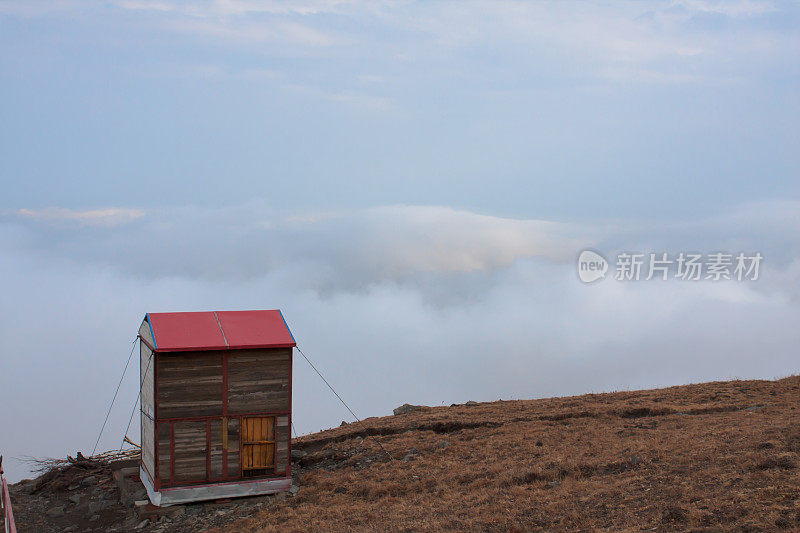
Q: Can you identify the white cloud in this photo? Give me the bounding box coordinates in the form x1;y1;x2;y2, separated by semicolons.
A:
4;0;795;89
4;201;799;294
12;207;146;227
0;0;85;16
114;0;179;12
2;204;586;288
282;83;394;110
352;206;579;274
598;66;710;85
672;0;778;18
168;17;344;47
114;0;358;17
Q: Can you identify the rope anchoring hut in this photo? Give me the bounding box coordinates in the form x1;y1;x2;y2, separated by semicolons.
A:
138;310;295;506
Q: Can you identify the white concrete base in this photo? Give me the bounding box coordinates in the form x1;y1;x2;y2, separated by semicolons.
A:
140;466;291;507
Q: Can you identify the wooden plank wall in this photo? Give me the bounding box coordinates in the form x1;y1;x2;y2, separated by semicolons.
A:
157;422;170;484
227;348;291;414
138;318;155;349
209;419;223;480
173;421;207;483
156;353;223;419
226;418;240;479
153;348;291;486
139;340;156;480
276;415;289;473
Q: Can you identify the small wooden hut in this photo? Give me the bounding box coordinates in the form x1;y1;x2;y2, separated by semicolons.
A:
137;310;295;506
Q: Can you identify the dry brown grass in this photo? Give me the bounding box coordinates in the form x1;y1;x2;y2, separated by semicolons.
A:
214;376;800;532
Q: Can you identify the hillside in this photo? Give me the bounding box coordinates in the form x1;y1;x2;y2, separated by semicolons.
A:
6;375;800;532
224;375;800;532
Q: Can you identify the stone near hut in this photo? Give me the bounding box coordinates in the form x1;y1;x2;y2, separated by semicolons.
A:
88;499;114;513
80;475;98;486
131;486;147;501
46;504;66;517
393;403;425;415
19;479;36;495
402;448;420;461
185;504;205;516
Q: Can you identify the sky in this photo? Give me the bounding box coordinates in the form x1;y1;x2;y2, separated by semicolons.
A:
0;0;798;482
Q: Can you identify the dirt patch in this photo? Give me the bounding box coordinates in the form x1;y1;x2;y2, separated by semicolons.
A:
756;455;797;470
617;406;676;418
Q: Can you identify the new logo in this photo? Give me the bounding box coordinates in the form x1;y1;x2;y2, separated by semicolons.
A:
577;250;608;283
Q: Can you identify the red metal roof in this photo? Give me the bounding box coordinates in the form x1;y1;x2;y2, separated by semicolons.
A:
145;310;296;352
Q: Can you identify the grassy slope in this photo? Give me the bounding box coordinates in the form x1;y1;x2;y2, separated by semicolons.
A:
218;376;800;532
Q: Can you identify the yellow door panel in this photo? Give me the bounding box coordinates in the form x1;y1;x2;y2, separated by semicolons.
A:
241;416;276;476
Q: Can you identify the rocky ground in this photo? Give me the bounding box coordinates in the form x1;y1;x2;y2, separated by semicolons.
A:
7;454;300;532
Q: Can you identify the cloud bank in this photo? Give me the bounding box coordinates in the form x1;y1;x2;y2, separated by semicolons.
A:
0;201;798;482
2;204;587;290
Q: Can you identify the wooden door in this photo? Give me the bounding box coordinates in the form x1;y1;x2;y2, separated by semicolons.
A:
241;416;276;477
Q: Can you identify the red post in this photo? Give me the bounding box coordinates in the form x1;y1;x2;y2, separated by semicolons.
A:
286;347;293;478
222;353;228;479
169;421;175;486
206;419;211;482
154;352;160;490
1;457;18;533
